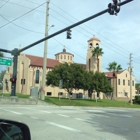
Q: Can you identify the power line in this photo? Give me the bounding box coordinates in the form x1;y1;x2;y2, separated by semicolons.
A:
0;1;47;28
49;5;131;58
1;1;46;14
50;14;129;60
0;15;44;34
0;14;45;25
0;0;9;8
0;1;139;74
50;2;134;57
24;0;46;6
0;1;136;63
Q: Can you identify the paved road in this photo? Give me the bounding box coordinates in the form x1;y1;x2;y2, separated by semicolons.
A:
0;105;140;140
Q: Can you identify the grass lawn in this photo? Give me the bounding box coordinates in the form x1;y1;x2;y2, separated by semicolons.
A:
0;93;30;98
44;97;140;108
0;93;140;108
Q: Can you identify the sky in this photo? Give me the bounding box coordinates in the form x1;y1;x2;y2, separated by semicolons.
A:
0;0;140;82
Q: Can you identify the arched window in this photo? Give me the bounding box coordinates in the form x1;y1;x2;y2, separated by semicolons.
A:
61;55;62;59
35;70;39;84
89;43;92;48
64;55;66;59
68;56;69;60
96;43;99;47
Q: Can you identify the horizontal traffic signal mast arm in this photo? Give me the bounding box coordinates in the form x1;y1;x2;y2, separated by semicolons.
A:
19;0;133;53
0;48;12;53
19;9;108;52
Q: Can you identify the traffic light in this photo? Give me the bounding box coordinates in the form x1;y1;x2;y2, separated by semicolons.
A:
113;0;120;13
108;0;121;15
108;3;114;15
10;77;16;83
66;29;72;39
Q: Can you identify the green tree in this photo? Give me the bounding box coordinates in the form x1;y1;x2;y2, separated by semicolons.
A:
92;46;104;72
106;61;122;99
94;71;113;100
0;52;4;57
135;83;140;89
46;63;86;99
83;71;95;99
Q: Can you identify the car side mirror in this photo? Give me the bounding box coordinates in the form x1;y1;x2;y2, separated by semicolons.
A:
0;119;31;140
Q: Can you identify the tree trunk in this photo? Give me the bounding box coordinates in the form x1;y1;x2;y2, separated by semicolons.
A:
97;56;99;72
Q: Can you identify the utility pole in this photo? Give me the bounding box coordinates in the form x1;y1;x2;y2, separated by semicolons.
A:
129;53;133;105
40;1;49;100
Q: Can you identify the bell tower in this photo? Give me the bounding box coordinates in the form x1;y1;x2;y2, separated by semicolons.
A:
86;36;102;72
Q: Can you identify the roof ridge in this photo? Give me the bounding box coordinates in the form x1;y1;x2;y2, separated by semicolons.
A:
25;54;58;61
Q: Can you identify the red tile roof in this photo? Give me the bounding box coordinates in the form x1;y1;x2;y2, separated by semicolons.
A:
25;54;86;69
87;37;100;42
104;71;124;78
25;54;60;68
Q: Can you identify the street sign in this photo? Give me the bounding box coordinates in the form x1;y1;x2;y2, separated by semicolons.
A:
0;58;12;66
59;79;63;89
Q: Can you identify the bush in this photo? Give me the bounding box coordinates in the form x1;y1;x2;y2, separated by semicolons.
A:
133;95;140;104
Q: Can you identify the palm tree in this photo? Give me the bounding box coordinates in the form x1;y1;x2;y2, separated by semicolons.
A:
107;61;122;100
0;52;4;57
92;46;104;72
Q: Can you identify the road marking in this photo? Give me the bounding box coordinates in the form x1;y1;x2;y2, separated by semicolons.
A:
39;110;51;114
1;109;22;115
88;110;105;113
96;108;126;112
58;114;70;117
20;107;52;114
45;121;81;133
107;113;132;117
30;116;38;119
75;118;99;124
93;114;109;117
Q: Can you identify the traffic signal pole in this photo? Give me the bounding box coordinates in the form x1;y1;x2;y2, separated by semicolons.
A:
0;0;133;97
11;48;19;96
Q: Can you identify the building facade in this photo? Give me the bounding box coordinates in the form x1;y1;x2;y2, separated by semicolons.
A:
86;36;102;72
2;36;136;100
105;70;135;99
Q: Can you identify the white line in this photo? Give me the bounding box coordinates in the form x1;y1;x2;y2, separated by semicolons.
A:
1;109;22;115
107;113;132;117
45;121;81;133
19;107;51;114
95;108;126;112
58;114;70;117
30;116;38;119
88;110;105;113
75;118;99;124
39;110;51;114
93;114;109;117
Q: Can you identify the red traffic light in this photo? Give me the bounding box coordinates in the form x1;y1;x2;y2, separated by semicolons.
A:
10;78;16;83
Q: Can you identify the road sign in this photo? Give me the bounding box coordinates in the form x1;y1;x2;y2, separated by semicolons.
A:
0;58;12;66
59;79;63;89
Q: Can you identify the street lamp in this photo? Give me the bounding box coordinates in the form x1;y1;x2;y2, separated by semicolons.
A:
48;25;54;31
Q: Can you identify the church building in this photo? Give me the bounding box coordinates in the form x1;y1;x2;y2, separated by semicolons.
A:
2;36;135;100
